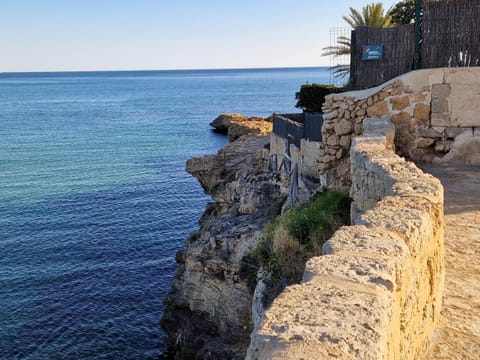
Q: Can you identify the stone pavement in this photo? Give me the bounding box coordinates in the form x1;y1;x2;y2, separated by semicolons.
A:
421;165;480;359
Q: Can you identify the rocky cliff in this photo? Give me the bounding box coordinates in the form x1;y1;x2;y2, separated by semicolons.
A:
160;114;293;359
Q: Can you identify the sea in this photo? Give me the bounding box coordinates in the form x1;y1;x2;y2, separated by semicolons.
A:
0;67;330;359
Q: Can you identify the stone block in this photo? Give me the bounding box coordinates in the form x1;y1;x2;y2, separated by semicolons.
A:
304;254;397;292
412;92;427;102
392;111;411;125
390;88;401;96
339;135;351;148
327;147;338;155
390;96;410;110
431;98;449;113
354;123;363;135
384;84;393;92
367;100;388;117
414;103;430;123
326;135;339;146
378;91;388;100
356;108;366;117
431;113;453;127
359;204;433;257
417;126;444;139
445;127;468;139
323;110;339;120
246;280;392;360
431;83;451;99
323;122;334;130
323;225;409;260
334;119;353;136
336;148;346;159
417;137;435;148
325;154;338;162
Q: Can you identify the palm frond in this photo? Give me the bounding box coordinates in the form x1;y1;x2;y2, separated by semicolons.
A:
322;45;350;57
330;64;350;80
343;2;393;28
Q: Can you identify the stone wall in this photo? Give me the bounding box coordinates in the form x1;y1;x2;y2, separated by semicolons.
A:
270;133;322;181
247;118;445;360
320;68;480;188
270;112;324;181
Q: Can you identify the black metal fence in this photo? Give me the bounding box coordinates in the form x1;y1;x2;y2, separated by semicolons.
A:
351;0;480;89
272;113;323;148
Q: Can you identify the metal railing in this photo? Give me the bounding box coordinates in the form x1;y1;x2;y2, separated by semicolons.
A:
269;153;299;209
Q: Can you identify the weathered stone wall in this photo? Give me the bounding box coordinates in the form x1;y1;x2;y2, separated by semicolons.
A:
247;118;445;360
320;68;480;188
270;133;322;180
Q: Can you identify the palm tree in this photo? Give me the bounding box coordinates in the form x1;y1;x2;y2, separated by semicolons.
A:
323;2;393;80
343;3;393;28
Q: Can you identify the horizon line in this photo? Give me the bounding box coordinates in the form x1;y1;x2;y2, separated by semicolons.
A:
1;65;330;75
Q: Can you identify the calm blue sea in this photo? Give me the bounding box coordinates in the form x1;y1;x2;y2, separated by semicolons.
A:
0;67;330;359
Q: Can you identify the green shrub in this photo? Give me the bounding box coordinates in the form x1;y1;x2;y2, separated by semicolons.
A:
283;190;352;247
241;189;352;306
295;84;345;113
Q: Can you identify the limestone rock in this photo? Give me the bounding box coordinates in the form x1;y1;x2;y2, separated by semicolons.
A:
431;84;451;99
334;119;353;136
417;137;436;148
434;131;480;165
209;113;272;141
366;100;388;117
227;120;272;142
186;155;226;193
392;111;411;125
390;96;410;110
162;123;313;359
414;103;430;123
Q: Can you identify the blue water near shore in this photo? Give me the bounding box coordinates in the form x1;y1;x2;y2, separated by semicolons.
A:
0;67;330;359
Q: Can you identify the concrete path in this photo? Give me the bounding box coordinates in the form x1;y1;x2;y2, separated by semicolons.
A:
421;165;480;359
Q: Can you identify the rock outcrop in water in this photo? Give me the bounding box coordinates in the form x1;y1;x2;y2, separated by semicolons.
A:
210;113;273;142
161;114;292;359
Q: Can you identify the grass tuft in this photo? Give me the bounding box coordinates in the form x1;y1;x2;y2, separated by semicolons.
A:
241;189;352;307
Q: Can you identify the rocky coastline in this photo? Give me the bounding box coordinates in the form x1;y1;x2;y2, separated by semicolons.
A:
160;114;298;359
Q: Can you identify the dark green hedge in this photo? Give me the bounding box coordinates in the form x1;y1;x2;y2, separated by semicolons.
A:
295;84;345;113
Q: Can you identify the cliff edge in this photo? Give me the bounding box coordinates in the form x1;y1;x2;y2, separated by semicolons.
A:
161;114;291;359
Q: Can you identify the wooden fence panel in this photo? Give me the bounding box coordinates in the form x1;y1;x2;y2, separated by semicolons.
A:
352;24;415;90
422;0;480;68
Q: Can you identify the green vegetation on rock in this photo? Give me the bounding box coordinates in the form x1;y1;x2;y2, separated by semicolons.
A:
240;189;352;306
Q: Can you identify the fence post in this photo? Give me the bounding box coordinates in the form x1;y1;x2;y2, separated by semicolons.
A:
349;29;356;89
414;0;423;70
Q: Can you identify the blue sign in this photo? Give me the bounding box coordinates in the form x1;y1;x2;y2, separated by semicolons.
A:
362;44;384;61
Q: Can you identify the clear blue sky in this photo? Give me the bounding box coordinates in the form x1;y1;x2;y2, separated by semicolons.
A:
1;0;399;72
